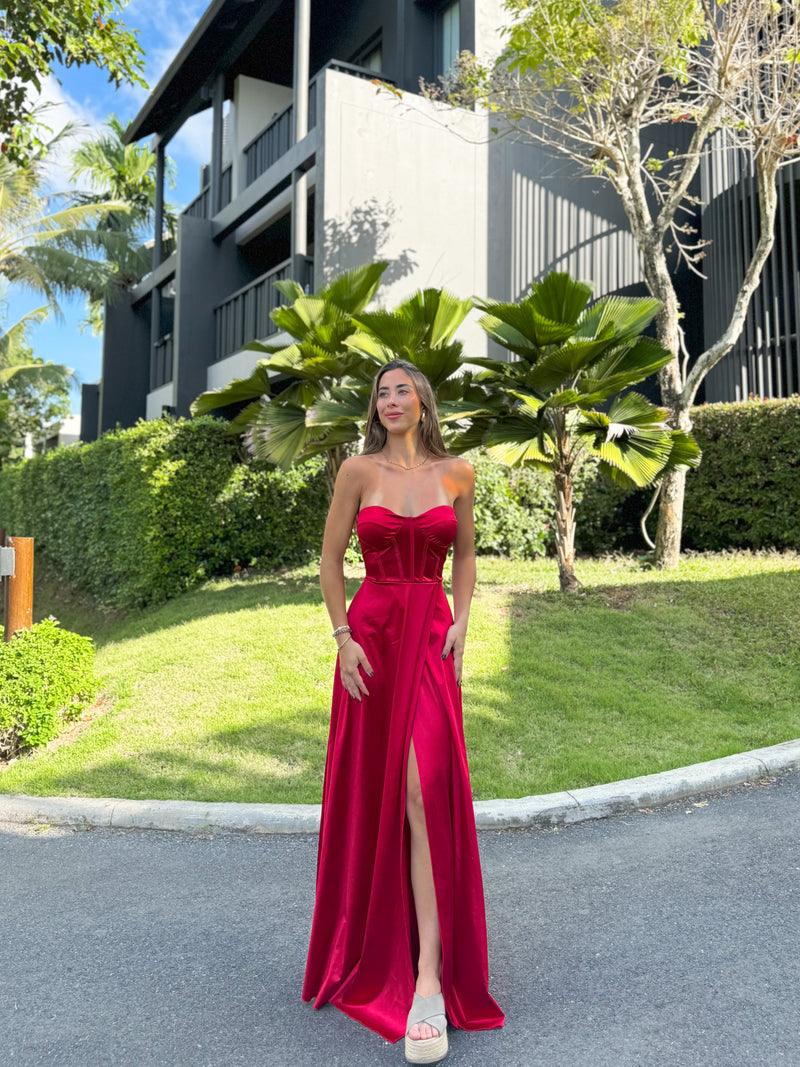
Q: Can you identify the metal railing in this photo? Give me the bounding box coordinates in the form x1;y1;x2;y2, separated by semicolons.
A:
181;164;233;220
151;333;174;389
220;163;232;209
183;186;209;219
214;256;313;362
242;60;394;187
244;99;300;187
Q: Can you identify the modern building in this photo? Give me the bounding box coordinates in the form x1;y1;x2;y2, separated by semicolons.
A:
82;0;799;440
82;0;649;440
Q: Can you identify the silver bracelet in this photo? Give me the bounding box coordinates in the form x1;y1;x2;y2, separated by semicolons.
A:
332;625;351;638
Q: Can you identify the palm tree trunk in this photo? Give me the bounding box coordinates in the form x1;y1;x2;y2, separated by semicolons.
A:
553;473;578;593
324;445;347;503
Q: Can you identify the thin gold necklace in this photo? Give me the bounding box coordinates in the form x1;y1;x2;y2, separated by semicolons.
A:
382;449;430;471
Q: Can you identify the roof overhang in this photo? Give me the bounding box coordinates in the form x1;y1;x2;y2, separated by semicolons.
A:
125;0;287;146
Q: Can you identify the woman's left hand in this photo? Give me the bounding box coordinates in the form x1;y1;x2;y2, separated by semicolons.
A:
441;623;467;686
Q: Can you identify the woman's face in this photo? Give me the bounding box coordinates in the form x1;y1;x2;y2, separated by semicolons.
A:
376;368;422;434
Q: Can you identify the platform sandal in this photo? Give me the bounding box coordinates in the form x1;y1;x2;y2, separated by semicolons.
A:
404;991;448;1064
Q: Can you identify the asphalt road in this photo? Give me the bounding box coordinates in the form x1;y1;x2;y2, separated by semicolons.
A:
2;770;799;1067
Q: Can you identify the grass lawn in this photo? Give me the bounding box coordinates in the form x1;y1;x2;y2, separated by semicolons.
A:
2;551;799;803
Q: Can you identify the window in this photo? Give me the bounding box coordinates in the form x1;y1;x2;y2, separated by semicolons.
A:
362;45;382;73
439;0;460;76
351;32;383;74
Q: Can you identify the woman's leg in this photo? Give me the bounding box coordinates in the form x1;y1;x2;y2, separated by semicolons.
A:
406;739;442;1041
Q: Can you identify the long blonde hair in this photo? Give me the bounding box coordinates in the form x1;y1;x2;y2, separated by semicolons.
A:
362;360;448;457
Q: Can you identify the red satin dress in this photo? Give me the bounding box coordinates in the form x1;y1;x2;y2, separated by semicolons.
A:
302;504;505;1042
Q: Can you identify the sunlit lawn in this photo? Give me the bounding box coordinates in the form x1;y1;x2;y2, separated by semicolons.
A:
2;551;799;803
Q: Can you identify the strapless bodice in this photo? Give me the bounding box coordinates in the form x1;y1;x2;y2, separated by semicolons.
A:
356;505;457;584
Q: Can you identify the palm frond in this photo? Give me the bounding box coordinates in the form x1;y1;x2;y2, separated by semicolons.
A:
581;336;674;396
190;363;273;417
319;260;388;313
661;430;702;474
528;271;594;326
582;294;662;340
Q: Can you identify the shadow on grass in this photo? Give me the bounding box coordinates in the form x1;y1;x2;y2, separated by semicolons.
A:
7;564;799;805
27;567;365;649
2;713;330;806
464;569;800;798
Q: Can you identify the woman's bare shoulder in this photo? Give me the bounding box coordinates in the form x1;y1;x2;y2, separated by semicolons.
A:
442;455;475;488
337;453;377;478
334;454;379;497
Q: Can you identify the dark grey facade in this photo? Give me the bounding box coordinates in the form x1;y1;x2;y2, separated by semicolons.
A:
84;0;799;443
702;141;800;403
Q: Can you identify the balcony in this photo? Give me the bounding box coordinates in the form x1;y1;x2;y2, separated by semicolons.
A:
243;61;393;188
214;256;314;362
244;86;315;187
182;163;233;220
151;333;174;389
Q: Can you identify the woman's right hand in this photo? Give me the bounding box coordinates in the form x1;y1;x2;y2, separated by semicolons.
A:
338;639;374;701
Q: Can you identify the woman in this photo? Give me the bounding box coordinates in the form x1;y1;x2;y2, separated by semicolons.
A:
302;360;504;1063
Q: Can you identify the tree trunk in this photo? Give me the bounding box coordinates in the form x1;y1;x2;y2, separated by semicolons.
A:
553;474;579;593
653;467;686;568
653;401;693;568
324;446;346;503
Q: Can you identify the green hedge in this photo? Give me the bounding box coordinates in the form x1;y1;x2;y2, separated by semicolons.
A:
476;398;800;555
470;451;549;559
1;402;793;612
683;398;800;550
0;418;328;608
0;618;97;759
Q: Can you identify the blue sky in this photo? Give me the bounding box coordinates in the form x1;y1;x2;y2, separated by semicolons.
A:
6;0;214;411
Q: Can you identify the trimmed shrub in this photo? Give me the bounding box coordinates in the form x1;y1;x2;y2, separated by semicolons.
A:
0;418;328;608
683;398;800;550
0;618;97;760
470;450;549;559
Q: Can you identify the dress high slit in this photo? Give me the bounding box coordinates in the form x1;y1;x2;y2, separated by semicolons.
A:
302;505;505;1042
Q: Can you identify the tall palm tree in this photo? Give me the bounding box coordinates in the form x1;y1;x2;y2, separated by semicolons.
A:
0;149;135;314
69;114;177;331
469;272;701;592
0;134;140;460
0;311;73;466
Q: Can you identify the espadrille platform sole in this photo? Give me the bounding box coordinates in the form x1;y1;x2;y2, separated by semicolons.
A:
404;992;448;1064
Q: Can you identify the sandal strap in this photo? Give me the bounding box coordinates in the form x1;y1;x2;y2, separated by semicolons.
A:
406;992;447;1033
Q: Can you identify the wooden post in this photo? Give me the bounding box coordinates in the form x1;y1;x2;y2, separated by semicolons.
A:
3;536;34;642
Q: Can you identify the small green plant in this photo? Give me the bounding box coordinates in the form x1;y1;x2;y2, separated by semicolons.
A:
0;618;97;759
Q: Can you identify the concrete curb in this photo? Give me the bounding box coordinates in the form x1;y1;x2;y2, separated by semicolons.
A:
2;739;799;835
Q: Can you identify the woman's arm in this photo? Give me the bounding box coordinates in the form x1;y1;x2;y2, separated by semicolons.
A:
320;457;374;702
442;459;476;686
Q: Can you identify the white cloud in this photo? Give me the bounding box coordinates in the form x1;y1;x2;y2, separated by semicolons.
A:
172;110;213;169
28;77;109;192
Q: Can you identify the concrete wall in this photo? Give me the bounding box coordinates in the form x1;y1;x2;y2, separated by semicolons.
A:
318;67;490;357
317;68;638;358
80;383;100;443
145;383;174;421
474;0;509;64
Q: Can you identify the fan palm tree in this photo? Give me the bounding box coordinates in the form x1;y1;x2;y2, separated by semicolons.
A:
192;263;486;498
469;272;701;592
